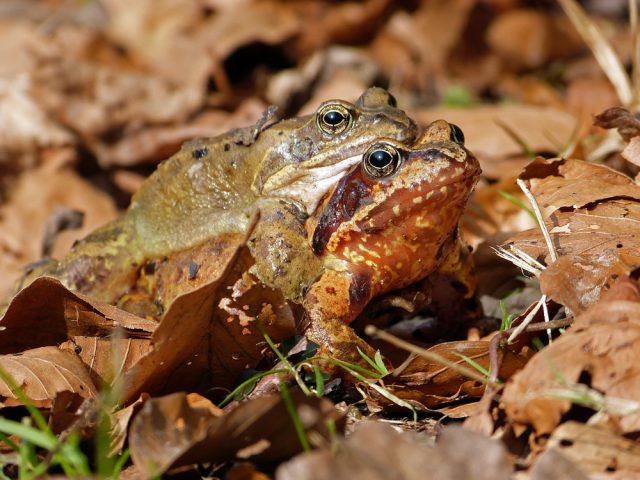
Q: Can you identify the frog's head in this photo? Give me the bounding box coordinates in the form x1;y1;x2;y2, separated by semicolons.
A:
256;87;417;214
311;120;481;299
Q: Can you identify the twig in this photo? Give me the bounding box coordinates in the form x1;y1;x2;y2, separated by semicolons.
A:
488;317;574;384
516;178;557;263
508;294;547;342
557;0;633;106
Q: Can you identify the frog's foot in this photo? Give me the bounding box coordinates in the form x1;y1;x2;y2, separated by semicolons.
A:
304;316;380;375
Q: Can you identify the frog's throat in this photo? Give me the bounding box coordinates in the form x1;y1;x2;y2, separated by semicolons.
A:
259;154;361;215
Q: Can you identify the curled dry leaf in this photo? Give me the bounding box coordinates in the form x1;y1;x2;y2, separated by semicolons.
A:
129;390;341;477
502;276;640;435
0;346;96;408
505;157;640;313
276;422;512;480
366;340;531;411
118;245;296;403
0;277;155;354
593;106;640;142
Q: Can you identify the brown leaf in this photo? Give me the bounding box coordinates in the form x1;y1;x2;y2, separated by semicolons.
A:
60;337;151;387
116;237;259;401
542;422;640;477
109;394;148;456
367;340;531;410
0;277;155;355
622;136;640;167
0;346;96;408
506;158;640;312
594;106;640;142
486;9;581;70
129;390;341;477
276;422;511;480
502;277;640;434
519;157;640;214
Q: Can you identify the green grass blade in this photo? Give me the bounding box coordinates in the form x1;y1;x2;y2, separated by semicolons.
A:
279;383;311;453
218;368;289;407
498;191;538;225
452;353;491;378
313;365;325;397
0;418;56;450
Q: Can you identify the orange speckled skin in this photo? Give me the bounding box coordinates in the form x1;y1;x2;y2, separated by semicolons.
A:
304;121;480;359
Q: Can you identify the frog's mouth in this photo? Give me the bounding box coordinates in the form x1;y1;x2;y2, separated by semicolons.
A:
261;154;362;214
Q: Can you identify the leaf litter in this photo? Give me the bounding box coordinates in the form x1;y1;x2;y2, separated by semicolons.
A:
1;0;640;478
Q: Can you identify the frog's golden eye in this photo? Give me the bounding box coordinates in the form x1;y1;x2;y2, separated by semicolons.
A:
449;123;465;144
363;143;401;178
316;104;353;135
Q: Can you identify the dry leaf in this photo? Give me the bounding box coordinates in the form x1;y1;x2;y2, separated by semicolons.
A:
502;277;640;434
0;277;155;354
505;157;640;312
0;346;96;408
277;422;512;480
129;390;341;476
366;339;531;410
594;106;640;142
544;422;640;477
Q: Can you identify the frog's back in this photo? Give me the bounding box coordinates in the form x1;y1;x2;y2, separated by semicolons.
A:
128;132;266;256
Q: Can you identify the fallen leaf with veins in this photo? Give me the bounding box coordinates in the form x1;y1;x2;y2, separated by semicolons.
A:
502;276;640;435
505;157;640;312
0;346;96;408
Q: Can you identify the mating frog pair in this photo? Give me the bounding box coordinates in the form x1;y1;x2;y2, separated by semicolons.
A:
18;88;480;380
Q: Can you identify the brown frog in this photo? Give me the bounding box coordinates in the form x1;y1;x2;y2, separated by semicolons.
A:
19;88;417;309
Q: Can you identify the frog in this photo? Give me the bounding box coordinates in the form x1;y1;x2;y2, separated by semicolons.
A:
18;87;417;309
114;118;480;389
217;119;481;369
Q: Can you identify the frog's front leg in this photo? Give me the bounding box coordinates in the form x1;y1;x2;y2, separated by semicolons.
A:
302;269;378;366
247;200;322;303
247;202;376;365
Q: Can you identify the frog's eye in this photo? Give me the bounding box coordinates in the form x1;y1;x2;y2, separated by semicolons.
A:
363;143;401;178
449;123;465;144
316;104;353;135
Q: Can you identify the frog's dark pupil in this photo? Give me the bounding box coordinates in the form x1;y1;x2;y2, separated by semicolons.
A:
450;124;465;144
370;150;392;168
323;110;345;126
